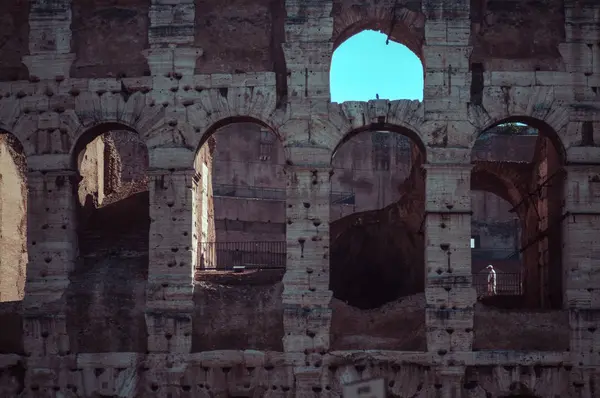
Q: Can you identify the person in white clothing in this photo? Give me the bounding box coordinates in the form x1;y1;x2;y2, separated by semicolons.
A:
486;264;497;296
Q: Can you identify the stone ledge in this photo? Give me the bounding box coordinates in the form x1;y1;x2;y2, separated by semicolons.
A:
4;350;571;368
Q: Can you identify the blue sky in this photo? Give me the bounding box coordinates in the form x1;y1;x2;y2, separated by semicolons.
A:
330;30;424;103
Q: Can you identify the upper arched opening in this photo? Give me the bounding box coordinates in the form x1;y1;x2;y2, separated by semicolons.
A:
330;30;424;103
331;3;426;59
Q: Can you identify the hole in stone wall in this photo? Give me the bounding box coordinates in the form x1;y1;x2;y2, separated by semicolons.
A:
470;63;484;105
67;126;149;354
470;119;569;351
582;121;594;147
329;128;426;351
191;120;286;352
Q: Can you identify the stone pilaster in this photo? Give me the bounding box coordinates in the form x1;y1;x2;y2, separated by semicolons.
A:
23;169;78;357
146;168;195;353
563;165;600;366
422;0;473;148
283;1;334;102
23;0;76;80
148;0;195;47
283;164;332;354
143;0;202;78
423;163;476;353
435;366;467;398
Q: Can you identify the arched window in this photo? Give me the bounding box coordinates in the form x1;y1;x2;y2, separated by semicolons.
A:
191;119;287;352
471;120;569;352
330;30;423;102
69;126;149;353
329;127;426;352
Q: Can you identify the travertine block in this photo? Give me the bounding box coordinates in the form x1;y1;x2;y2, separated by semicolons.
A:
422;46;472;70
424;165;472;212
563;166;600;213
559;43;594;74
535;71;588;86
22;54;76;80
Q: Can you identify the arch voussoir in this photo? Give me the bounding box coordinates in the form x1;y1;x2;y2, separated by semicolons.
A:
225;86;253;118
332;1;425;58
330;99;427;159
387;99;424;131
11;115;38;156
471;86;571;155
196;88;230;126
118;91;148;128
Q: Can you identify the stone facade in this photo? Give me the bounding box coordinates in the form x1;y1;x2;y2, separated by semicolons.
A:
0;0;599;397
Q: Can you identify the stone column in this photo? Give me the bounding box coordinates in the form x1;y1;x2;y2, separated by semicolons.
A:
146;166;195;353
283;164;332;354
23;169;78;357
23;0;76;80
563;165;600;366
423;163;476;353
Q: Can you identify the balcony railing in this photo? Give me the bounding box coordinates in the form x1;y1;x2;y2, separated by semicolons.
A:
197;241;286;270
330;191;355;205
471;248;521;260
213;184;356;206
472;272;522;296
213;184;286;201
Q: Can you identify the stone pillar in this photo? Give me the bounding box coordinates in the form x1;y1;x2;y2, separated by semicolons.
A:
283;164;332;354
563;165;600;366
422;0;473;149
146;167;195;353
23;169;78;357
283;1;333;103
423;163;476;353
23;0;76;80
560;1;598;101
281;0;335;360
143;0;202;78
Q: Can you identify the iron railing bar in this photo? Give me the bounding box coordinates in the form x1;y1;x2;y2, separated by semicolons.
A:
471;272;522;296
197;241;287;270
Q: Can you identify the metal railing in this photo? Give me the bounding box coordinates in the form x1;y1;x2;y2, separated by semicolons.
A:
212;184;286;201
471;248;521;260
472;272;522;296
331;191;355;205
213;184;356;206
197;241;286;270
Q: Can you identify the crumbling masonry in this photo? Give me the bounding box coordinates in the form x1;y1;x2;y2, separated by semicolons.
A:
0;0;599;397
